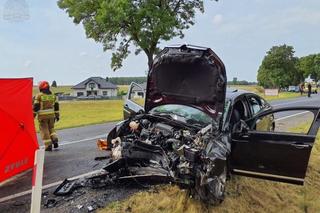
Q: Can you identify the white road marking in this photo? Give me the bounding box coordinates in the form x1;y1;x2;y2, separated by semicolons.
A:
275;111;310;122
38;134;106;149
0;169;103;203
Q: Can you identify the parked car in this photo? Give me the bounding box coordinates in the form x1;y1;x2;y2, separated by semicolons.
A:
104;45;320;204
288;86;299;92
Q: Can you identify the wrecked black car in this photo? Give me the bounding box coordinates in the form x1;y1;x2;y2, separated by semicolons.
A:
104;45;320;204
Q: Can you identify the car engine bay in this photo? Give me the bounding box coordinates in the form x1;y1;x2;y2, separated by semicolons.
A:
103;113;231;204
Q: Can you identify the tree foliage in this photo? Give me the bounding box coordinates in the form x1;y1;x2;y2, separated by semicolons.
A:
58;0;216;71
228;80;256;85
257;45;302;88
298;54;320;82
51;80;57;87
108;76;147;85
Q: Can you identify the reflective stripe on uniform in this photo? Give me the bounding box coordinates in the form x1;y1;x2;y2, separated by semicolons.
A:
40;95;55;102
50;132;57;137
38;109;55;115
43;139;52;146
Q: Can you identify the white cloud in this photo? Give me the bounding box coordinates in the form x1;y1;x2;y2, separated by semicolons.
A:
212;14;223;25
24;60;32;68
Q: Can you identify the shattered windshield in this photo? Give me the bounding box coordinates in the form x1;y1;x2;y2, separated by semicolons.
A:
150;104;212;127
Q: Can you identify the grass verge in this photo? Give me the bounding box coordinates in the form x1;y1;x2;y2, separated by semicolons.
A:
33;85;306;131
100;124;320;213
34;100;123;131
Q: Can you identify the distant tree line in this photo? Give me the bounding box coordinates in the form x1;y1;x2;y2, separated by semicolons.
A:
228;80;257;85
108;77;147;85
257;44;320;88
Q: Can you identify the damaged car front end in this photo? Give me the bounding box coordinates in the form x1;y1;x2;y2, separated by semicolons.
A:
104;45;229;204
50;45;320;209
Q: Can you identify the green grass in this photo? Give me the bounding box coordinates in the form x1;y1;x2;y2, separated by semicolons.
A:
33;85;305;132
33;86;124;131
118;85;129;94
34;100;124;131
100;124;320;213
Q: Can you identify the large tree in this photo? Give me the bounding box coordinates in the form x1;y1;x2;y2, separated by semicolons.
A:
298;54;320;82
257;44;302;88
58;0;216;71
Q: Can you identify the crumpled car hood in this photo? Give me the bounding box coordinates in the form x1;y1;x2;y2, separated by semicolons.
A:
145;45;227;119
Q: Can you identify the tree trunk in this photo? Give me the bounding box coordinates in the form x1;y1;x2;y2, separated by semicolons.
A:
147;52;154;71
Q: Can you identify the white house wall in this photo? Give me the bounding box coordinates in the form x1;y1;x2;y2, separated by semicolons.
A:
72;88;117;97
73;89;86;97
99;89;117;97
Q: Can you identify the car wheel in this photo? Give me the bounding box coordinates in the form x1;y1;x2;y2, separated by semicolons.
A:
195;163;227;205
209;165;227;203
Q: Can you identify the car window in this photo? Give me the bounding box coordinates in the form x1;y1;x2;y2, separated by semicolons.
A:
129;84;145;107
247;96;263;116
233;99;249;120
150;104;212;126
260;97;268;108
253;110;316;134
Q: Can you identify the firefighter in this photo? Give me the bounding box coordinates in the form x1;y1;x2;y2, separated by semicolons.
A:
33;81;60;151
307;83;312;98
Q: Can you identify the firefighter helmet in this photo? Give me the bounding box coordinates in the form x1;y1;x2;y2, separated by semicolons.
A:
39;81;50;90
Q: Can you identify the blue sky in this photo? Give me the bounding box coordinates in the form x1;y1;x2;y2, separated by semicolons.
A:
0;0;320;85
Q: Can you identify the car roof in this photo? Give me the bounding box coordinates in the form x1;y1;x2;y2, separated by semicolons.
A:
226;88;255;100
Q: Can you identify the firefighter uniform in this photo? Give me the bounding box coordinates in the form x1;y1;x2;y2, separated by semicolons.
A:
33;81;60;151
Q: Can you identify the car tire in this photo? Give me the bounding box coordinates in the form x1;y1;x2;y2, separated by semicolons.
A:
195;162;227;205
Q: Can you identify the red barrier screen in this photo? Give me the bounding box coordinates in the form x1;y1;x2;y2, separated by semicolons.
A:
0;78;39;183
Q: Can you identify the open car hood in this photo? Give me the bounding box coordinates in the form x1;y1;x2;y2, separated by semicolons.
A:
145;45;227;118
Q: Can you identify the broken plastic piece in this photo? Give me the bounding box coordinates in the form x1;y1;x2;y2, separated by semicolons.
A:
94;156;109;161
44;199;57;208
87;205;94;212
111;145;122;160
53;179;80;196
97;139;108;150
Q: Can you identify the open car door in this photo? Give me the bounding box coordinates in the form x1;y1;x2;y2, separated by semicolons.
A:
230;106;320;185
123;82;145;119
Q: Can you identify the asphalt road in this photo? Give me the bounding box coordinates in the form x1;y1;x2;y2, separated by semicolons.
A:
1;94;320;211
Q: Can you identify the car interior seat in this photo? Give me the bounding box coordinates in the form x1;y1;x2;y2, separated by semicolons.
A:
230;109;241;132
